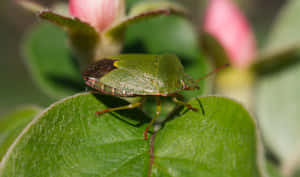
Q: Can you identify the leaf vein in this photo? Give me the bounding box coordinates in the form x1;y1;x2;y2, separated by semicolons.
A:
103;151;148;177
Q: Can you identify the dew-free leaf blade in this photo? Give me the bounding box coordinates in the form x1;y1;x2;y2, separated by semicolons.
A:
152;96;265;177
0;106;41;160
105;3;187;40
0;94;265;177
262;0;300;57
0;93;151;177
128;1;188;17
23;22;84;99
39;10;99;66
254;0;300;73
256;57;300;176
124;15;199;61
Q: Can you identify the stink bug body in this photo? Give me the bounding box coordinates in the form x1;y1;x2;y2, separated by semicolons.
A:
83;54;227;139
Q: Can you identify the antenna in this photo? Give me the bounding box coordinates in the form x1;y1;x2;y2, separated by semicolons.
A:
196;64;230;82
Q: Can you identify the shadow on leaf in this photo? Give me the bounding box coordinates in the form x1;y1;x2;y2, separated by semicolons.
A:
92;94;151;127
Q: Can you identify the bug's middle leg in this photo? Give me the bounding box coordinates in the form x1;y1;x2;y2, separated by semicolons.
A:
172;97;198;112
144;96;161;140
96;97;146;115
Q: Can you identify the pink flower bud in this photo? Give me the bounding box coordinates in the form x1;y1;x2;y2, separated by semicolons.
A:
69;0;124;32
204;0;256;68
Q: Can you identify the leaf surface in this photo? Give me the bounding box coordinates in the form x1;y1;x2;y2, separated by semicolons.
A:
106;2;187;40
152;97;262;177
262;0;300;57
0;93;151;177
23;22;84;99
124;15;199;61
0;106;41;160
256;57;300;175
254;0;300;73
0;94;264;177
39;11;99;66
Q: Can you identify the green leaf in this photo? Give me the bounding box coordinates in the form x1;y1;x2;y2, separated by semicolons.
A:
252;50;299;75
266;162;283;177
256;0;300;71
23;22;84;99
0;94;264;177
124;15;200;61
0;106;41;160
0;93;151;177
105;5;187;40
128;1;188;16
152;97;263;177
263;0;300;56
126;0;144;11
39;11;99;66
256;56;300;176
201;33;230;66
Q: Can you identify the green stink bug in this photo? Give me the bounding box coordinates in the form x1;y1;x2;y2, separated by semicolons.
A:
82;54;227;139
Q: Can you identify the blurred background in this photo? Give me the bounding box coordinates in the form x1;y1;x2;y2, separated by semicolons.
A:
0;0;286;115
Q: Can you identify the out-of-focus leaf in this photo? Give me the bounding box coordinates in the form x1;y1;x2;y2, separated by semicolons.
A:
0;94;265;177
39;11;99;66
106;4;187;40
256;56;300;176
23;22;84;99
202;33;229;66
129;1;187;16
252;49;299;75
255;0;300;73
0;106;41;160
126;0;145;11
124;15;199;61
262;0;300;57
266;162;283;177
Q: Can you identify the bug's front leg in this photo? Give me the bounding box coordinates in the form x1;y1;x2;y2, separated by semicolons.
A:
96;97;146;115
172;97;198;112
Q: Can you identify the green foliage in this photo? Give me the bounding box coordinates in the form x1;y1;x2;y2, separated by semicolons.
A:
23;22;84;100
266;162;283;177
254;1;300;175
125;15;199;61
254;0;300;74
262;0;300;57
201;34;229;67
8;0;277;176
0;106;41;160
0;93;263;177
128;1;188;16
152;96;261;177
39;11;100;66
107;1;188;40
256;58;300;176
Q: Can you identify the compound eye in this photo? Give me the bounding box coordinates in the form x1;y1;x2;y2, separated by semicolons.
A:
113;61;119;68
